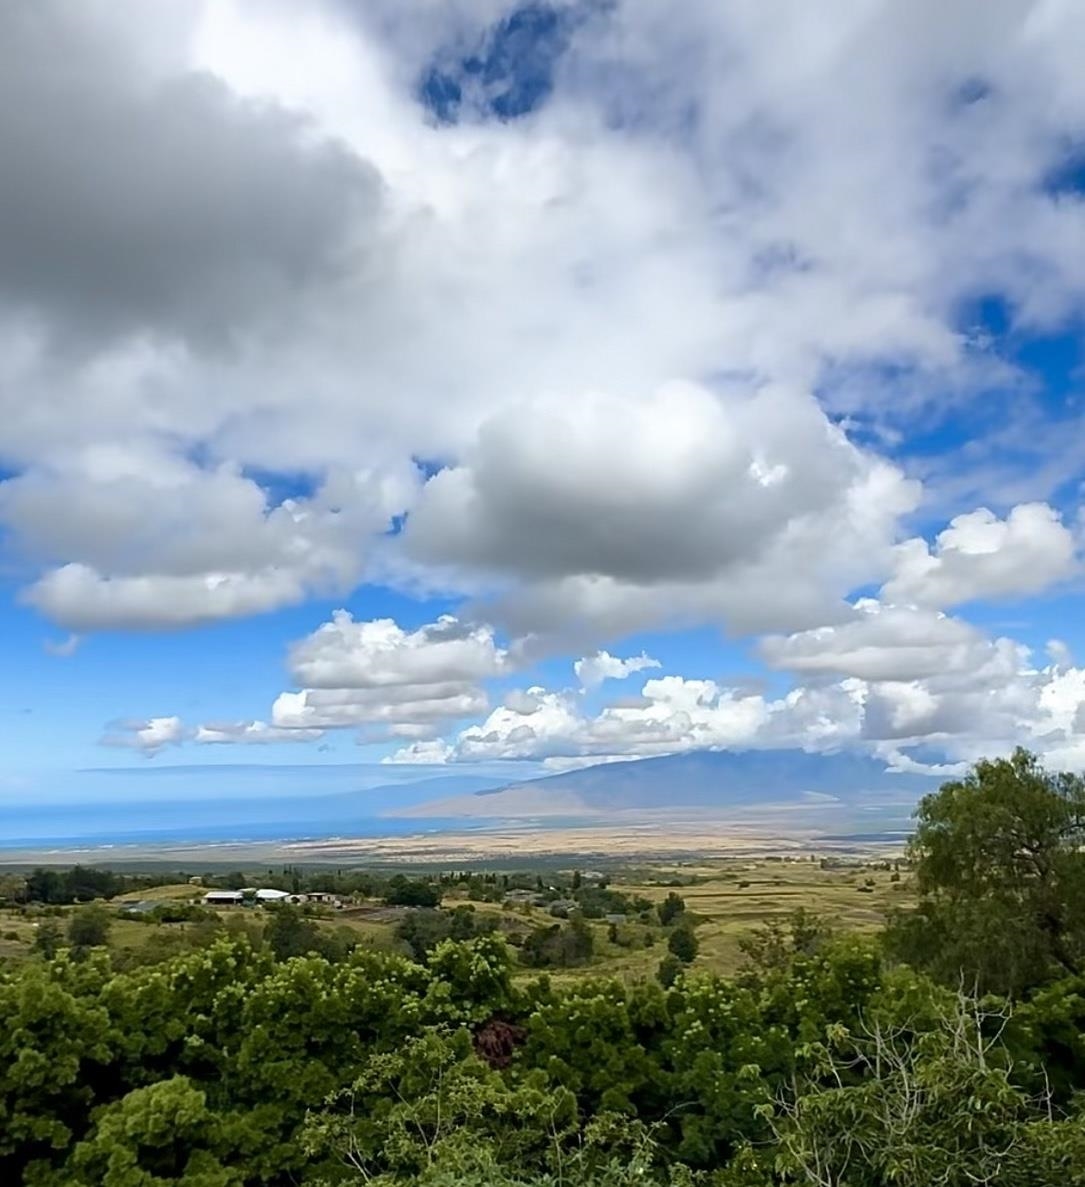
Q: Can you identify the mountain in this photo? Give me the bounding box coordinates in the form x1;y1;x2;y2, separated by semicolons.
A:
398;749;940;829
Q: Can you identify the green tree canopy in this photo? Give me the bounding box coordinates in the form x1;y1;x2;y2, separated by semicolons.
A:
658;892;686;927
667;924;698;964
66;904;112;952
886;748;1085;994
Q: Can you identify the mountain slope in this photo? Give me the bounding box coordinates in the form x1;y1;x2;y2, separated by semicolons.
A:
399;749;939;822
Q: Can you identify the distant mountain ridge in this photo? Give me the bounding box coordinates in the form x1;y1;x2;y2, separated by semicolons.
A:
400;749;940;825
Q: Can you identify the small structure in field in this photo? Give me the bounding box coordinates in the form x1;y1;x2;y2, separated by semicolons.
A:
203;890;244;906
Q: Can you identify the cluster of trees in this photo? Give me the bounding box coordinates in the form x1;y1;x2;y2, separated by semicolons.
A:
519;916;595;968
0;866;165;905
5;748;1085;1185
395;906;498;961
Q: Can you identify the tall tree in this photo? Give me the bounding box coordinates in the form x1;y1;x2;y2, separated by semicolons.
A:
887;748;1085;993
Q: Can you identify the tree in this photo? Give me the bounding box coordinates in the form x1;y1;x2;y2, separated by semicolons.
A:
886;748;1085;994
67;903;112;952
658;891;686;927
32;918;64;959
769;988;1081;1187
739;908;832;974
668;924;698;964
656;954;684;988
265;905;322;960
59;1076;244;1186
385;875;442;908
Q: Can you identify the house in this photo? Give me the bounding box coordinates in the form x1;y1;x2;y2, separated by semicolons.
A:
306;892;341;907
203;890;244;906
255;888;291;903
118;900;160;916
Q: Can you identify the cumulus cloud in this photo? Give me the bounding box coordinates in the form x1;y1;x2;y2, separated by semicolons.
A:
3;462;415;629
8;1;1085;639
11;1;1085;776
288;611;508;687
404;383;920;637
0;3;378;348
271;684;487;733
389;676;775;767
387;606;1085;771
574;649;660;689
235;611;502;739
884;503;1079;608
760;599;1007;683
100;716;184;755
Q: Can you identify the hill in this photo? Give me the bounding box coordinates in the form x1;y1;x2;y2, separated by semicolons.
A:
398;749;939;831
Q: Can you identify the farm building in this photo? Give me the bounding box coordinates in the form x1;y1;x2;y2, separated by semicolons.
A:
203;890;244;906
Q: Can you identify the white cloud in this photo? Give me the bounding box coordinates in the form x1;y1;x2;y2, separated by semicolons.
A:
11;2;1085;780
382;739;454;765
271;684;487;732
386;606;1085;771
4;461;415;630
7;2;1085;640
100;716;185;755
884;503;1079;608
574;649;661;689
388;676;775;766
760;599;1008;682
258;610;504;739
404;383;920;638
288;611;508;687
193;721;325;745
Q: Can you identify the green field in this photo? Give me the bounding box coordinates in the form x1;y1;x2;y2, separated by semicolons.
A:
0;856;911;977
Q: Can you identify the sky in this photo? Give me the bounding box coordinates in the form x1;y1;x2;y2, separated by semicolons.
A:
3;0;1085;807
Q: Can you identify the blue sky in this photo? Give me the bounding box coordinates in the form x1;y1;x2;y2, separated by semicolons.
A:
2;0;1085;811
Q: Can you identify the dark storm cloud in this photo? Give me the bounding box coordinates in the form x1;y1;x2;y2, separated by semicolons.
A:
0;3;380;349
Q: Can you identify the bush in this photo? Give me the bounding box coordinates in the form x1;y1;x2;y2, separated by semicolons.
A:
67;903;112;951
667;924;698;964
657;953;684;987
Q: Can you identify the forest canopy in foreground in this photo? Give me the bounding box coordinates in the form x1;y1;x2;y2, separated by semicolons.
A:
4;749;1085;1185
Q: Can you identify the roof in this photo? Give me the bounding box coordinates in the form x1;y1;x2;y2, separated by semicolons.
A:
255;888;291;900
203;890;244;902
119;900;160;914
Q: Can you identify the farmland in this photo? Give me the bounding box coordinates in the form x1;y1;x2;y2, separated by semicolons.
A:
0;854;911;978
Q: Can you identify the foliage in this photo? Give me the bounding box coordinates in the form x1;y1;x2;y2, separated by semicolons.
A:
658;892;686;927
886;748;1085;994
67;903;113;952
768;988;1084;1186
396;907;497;962
31;919;64;959
7;752;1085;1184
655;954;683;988
667;923;698;964
384;875;442;908
519;919;594;968
738;909;832;975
